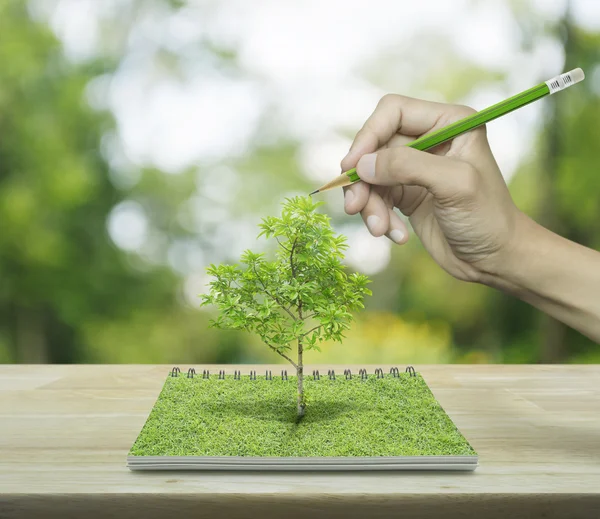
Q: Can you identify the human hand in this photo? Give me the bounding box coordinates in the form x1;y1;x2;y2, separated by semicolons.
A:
342;94;524;282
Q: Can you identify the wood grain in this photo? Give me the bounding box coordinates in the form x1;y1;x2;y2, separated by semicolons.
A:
1;364;599;519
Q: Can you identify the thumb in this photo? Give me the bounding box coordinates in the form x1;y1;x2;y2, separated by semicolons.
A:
355;146;474;199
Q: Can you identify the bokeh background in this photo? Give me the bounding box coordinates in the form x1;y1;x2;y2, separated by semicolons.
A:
1;0;599;366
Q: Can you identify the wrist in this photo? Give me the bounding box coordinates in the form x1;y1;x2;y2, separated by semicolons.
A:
477;211;600;343
477;211;548;294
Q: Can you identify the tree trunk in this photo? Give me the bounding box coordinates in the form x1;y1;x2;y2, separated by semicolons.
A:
297;338;305;418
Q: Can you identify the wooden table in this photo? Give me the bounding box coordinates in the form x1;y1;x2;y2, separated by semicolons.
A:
1;364;599;519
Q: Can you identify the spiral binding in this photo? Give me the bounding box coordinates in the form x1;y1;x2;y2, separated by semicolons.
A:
169;366;418;380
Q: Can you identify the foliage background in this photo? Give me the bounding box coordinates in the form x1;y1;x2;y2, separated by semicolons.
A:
1;0;599;365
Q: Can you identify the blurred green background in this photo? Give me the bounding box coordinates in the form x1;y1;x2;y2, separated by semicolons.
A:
1;0;599;366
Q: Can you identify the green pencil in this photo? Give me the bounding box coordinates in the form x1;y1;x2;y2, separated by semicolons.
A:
310;68;585;195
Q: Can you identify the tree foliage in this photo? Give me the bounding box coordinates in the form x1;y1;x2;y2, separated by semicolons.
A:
202;197;370;356
201;196;371;415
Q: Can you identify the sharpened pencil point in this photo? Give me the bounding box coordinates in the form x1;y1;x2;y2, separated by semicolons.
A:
309;189;319;196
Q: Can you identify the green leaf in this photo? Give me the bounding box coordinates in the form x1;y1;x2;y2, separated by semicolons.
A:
203;195;371;362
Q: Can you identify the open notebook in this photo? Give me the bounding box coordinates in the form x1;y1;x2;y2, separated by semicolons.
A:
127;367;477;471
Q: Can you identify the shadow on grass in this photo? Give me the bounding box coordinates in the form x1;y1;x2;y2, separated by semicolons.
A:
215;398;367;424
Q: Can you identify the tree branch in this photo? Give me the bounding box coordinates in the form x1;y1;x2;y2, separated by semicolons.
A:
266;343;298;370
290;236;306;322
275;237;291;253
251;264;297;322
289;237;298;279
302;324;324;337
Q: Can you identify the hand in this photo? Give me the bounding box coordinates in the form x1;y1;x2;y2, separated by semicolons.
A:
342;94;524;282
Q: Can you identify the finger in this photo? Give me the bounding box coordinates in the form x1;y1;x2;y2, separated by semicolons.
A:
343;134;413;175
356;146;472;199
342;131;412;214
384;133;415;149
393;184;427;217
360;190;390;238
343;181;370;215
341;136;377;172
341;94;449;169
386;208;410;245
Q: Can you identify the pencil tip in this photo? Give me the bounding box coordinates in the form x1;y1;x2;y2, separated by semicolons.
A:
309;189;319;196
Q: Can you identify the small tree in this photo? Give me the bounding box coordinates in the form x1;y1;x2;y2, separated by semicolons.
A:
200;196;371;418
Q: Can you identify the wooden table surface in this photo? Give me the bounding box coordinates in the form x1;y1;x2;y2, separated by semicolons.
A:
1;364;599;519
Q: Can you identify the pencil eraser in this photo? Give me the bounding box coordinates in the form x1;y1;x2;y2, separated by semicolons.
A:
546;68;585;94
569;68;585;84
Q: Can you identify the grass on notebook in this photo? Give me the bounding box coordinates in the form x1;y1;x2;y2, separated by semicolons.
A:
129;373;476;458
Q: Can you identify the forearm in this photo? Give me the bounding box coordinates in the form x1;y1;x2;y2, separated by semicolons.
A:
480;213;600;343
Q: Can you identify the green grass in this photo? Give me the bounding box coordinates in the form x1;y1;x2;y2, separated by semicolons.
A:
129;373;476;457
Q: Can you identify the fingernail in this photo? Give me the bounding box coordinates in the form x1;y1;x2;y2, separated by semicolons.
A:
390;229;405;244
344;189;354;209
366;215;380;233
357;153;377;180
